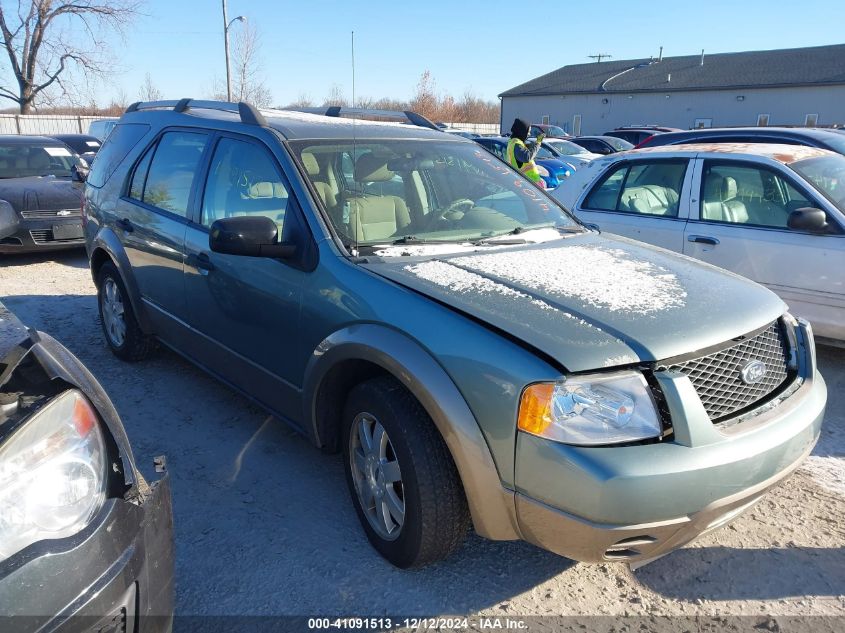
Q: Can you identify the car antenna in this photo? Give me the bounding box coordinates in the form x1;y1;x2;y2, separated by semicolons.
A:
351;29;359;258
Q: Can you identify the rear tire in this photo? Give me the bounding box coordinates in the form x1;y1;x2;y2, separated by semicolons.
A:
97;261;156;362
342;376;470;568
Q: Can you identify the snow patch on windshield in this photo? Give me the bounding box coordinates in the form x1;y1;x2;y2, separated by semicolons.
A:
451;246;687;314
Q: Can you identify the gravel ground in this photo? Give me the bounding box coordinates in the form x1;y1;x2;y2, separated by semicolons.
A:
1;250;843;620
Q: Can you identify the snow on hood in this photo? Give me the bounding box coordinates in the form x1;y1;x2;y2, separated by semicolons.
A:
364;233;786;372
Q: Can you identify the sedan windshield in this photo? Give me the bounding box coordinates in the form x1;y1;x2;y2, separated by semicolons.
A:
545;139;591;156
605;137;634;151
0;142;76;178
791;154;845;214
291;139;580;251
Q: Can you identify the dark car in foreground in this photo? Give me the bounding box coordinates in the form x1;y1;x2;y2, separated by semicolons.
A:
51;133;102;166
568;135;634;155
84;100;824;569
635;126;845;153
0;302;173;632
0;136;86;254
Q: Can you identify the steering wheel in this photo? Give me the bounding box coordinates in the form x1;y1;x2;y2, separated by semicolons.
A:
427;198;475;227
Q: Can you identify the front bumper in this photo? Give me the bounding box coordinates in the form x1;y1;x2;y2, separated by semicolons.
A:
514;321;826;563
0;215;85;253
0;473;174;633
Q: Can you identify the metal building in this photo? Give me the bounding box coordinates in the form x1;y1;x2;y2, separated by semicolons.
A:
499;44;845;135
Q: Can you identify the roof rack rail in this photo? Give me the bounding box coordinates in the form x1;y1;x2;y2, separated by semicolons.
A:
124;99;268;127
283;106;440;131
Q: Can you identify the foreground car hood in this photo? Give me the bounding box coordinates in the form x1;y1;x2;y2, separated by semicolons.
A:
364;233;786;372
0;176;81;213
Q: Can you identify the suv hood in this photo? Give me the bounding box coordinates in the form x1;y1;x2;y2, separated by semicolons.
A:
363;233;786;372
0;177;81;214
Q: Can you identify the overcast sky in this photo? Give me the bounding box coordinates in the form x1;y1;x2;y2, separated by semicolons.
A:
21;0;845;107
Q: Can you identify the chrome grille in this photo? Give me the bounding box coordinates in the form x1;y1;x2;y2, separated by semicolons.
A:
666;321;790;422
20;208;80;219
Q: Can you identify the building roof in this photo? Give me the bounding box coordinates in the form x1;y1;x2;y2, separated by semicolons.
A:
500;44;845;97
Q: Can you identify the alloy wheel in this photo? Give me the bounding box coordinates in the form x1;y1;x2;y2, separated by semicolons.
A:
101;278;126;348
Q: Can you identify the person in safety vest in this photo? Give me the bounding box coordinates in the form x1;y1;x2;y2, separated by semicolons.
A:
506;118;546;188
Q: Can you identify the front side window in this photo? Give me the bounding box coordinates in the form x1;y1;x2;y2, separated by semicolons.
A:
700;161;817;229
130;131;208;217
584;160;687;217
791;154;845;216
201;137;289;230
290;139;580;249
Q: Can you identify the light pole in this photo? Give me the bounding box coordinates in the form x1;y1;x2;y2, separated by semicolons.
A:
222;0;246;102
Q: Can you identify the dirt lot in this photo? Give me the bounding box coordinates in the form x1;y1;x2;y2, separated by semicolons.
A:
1;250;843;620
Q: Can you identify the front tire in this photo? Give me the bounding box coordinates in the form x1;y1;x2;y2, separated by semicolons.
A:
342;376;470;568
97;261;156;362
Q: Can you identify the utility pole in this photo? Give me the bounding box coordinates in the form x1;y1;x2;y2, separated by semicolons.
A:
588;53;613;63
222;0;246;102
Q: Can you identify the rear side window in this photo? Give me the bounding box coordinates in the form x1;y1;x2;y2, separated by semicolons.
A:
87;123;150;188
128;131;208;217
584;160;688;217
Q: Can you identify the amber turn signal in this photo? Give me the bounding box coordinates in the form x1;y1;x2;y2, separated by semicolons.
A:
518;383;555;435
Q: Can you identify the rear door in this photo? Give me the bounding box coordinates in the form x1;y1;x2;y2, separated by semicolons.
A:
115;129;210;328
683;157;845;337
182;133;310;423
573;157;693;252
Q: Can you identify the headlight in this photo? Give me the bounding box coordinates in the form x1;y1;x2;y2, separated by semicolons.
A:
0;390;107;563
518;371;662;445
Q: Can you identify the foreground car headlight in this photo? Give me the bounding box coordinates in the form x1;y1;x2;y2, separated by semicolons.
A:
518;371;662;445
0;390;107;563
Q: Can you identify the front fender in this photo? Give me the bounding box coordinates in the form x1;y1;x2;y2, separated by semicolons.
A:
90;228;152;333
303;323;521;541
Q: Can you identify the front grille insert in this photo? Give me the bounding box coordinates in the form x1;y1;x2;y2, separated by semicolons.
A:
666;321;790;423
20;208;80;219
29;229;83;244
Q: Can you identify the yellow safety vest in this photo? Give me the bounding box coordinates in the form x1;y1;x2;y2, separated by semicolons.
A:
506;138;542;183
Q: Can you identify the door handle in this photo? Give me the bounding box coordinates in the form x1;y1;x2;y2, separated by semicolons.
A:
116;218;133;233
687;235;719;246
188;252;215;274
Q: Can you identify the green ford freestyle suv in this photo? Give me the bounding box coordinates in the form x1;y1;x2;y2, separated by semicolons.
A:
83;100;826;568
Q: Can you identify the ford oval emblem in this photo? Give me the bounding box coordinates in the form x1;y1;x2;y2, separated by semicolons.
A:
740;360;767;385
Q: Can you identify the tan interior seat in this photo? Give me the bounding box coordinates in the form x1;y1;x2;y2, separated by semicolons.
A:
621;185;679;216
301;152;337;210
702;175;748;223
720;176;748;223
347;154;410;242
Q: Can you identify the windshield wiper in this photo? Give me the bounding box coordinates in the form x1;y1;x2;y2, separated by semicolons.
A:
472;225;583;245
392;235;426;245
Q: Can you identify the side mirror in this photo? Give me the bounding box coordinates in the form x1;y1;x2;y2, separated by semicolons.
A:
209;216;297;258
787;207;828;233
71;158;89;183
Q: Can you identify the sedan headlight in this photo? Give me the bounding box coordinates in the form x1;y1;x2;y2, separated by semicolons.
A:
518;371;662;445
0;390;107;563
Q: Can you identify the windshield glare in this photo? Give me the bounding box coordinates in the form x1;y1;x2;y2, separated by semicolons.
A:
791;155;845;213
292;139;579;250
606;137;634;151
546;139;590;156
0;143;77;178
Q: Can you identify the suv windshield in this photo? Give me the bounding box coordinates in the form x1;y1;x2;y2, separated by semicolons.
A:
791;154;845;213
291;139;580;251
0;142;76;179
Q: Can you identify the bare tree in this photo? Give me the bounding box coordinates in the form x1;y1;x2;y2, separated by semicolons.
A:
226;23;272;107
283;92;313;108
138;71;161;102
409;70;437;120
0;1;139;113
322;83;347;107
